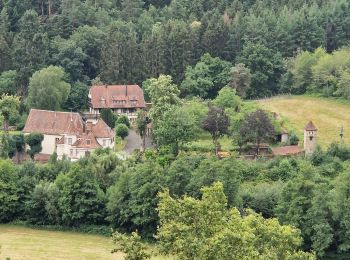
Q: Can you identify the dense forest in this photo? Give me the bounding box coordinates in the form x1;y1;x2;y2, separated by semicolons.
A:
1;0;350;109
2;144;350;258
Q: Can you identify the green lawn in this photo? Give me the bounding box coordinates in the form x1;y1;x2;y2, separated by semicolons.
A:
186;132;236;153
258;95;350;147
0;224;120;260
115;136;127;151
0;130;21;136
0;225;167;260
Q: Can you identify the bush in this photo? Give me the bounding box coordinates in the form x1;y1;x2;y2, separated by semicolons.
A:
116;124;129;140
116;115;130;128
289;132;299;145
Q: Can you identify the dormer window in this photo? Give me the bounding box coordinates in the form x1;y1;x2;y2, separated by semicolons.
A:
100;97;106;105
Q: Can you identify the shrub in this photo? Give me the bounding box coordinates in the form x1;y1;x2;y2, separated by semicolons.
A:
116;124;129;140
116;115;130;128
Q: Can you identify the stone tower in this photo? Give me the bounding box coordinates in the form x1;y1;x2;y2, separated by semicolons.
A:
304;121;317;155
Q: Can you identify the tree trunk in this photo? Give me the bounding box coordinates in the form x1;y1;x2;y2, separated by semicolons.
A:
16;151;21;164
141;134;146;152
3;119;9;133
48;0;52;16
41;0;44;16
214;136;219;157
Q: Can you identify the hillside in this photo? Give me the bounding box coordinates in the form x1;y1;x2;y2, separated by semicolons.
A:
258;96;350;147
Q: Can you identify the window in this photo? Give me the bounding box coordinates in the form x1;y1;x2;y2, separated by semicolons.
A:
103;140;106;146
68;138;72;145
309;136;313;141
87;139;91;145
70;149;73;156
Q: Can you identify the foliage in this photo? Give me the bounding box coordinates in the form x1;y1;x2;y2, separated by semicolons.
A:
26;181;60;225
111;231;151;260
116;123;129;140
157;182;315;259
180;53;231;98
187;157;242;206
0;94;20;132
0;159;19;222
229;63;251;98
239;109;276;155
63;81;88;111
0;70;17;95
202;106;229;155
100;108;117;129
27;66;71;110
152;106;197;155
25;132;44;160
237;42;284;98
55;165;107;226
116;115;130;128
135;110;149;151
213;86;241;110
107;160;164;237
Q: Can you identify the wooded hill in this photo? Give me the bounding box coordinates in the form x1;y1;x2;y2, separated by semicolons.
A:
1;0;350;110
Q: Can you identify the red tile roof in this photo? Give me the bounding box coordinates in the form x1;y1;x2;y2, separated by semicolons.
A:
23;109;113;141
305;121;317;131
23;109;84;135
72;132;101;149
90;119;114;138
89;85;146;109
271;145;304;156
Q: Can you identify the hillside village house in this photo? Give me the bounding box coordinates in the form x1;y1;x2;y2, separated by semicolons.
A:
23;109;114;161
88;85;146;122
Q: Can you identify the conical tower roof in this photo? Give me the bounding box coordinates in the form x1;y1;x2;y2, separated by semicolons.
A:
305;121;317;131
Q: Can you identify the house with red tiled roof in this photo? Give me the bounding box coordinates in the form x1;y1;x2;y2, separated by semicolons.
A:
23;109;114;161
88;85;146;122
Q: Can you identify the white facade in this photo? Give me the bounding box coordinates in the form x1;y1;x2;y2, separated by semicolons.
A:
56;134;114;161
89;107;138;123
281;133;289;143
37;134;62;155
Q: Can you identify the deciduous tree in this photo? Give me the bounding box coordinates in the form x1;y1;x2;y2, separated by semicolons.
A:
202;106;229;156
239;109;275;156
27;66;71;110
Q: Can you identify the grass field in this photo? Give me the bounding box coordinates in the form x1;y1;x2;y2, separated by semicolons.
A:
0;225;121;260
0;225;168;260
258;95;350;147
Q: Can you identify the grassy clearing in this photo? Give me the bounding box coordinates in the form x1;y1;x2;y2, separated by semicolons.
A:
115;137;127;151
0;225;169;260
258;95;350;147
186;132;236;152
0;224;119;260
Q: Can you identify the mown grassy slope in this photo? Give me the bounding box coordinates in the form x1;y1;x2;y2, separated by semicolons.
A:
0;224;120;260
258;96;350;147
0;225;169;260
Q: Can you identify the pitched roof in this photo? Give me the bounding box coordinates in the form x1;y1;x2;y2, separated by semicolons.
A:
23;109;84;135
72;132;101;149
271;145;304;156
90;119;114;138
305;121;317;131
89;85;146;109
